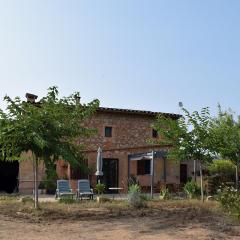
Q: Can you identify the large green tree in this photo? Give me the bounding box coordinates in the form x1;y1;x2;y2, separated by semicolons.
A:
154;107;214;202
211;107;240;189
0;86;99;208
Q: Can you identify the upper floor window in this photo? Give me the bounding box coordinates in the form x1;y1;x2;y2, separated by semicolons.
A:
105;126;112;137
152;129;158;138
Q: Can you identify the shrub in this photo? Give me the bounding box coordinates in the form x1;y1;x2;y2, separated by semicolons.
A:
208;160;235;181
140;194;151;201
44;178;57;194
44;162;58;194
128;175;139;185
207;160;236;194
159;188;170;200
218;186;240;219
127;184;145;208
38;181;45;190
40;167;58;194
95;183;105;195
184;181;201;199
129;184;140;193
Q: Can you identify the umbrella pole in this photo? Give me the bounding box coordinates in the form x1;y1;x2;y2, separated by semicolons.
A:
97;176;101;184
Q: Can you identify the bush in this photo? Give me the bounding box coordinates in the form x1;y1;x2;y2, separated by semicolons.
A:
159;188;170;200
128;175;139;185
44;178;57;194
40;166;58;194
218;186;240;219
207;160;236;194
208;160;235;180
184;181;201;199
128;184;141;194
127;184;145;208
38;181;45;190
140;194;151;201
95;183;105;195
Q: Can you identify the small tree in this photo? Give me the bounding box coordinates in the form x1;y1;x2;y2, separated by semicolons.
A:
208;159;235;182
207;159;236;193
211;107;240;189
0;86;99;208
154;107;214;202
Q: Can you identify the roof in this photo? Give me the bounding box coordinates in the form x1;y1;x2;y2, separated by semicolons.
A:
24;93;180;119
97;107;180;119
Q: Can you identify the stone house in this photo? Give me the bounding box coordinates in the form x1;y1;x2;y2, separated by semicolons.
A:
0;94;196;194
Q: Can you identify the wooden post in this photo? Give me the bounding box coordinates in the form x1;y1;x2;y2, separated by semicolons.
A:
33;157;39;209
193;159;196;182
151;151;154;199
128;155;130;187
236;164;239;190
163;157;167;183
199;163;204;203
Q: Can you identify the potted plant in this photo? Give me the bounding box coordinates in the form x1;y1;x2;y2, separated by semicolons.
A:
38;181;46;194
127;184;145;208
44;164;58;194
33;181;46;195
159;187;170;200
95;183;105;203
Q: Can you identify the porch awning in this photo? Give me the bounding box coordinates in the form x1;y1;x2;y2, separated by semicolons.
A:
129;153;153;161
128;150;167;161
128;150;168;199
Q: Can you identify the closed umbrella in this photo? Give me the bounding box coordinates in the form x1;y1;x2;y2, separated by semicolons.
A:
95;147;103;183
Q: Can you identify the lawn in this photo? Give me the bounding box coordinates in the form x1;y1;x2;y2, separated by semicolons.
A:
0;196;239;240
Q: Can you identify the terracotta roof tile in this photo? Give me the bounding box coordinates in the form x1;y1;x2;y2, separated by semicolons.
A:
97;107;180;119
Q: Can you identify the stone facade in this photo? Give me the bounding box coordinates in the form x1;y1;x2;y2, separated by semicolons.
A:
18;107;195;194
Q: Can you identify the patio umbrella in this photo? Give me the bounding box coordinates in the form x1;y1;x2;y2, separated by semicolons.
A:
95;147;103;183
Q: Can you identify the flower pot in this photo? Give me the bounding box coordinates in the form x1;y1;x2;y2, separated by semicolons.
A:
96;196;110;203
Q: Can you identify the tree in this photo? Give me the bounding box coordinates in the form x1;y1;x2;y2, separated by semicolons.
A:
211;107;240;189
0;86;99;208
207;159;236;193
153;107;214;202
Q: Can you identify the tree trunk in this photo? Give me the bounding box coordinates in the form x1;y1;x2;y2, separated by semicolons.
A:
33;157;39;209
236;164;239;190
199;163;204;203
193;159;196;182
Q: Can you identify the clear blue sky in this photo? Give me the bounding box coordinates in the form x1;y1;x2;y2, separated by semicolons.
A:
0;0;239;115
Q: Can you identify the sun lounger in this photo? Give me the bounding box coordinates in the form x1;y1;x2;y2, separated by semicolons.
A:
55;180;74;199
77;179;93;200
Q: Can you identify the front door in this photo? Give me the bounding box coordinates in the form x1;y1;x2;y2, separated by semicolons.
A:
102;158;118;193
180;164;188;184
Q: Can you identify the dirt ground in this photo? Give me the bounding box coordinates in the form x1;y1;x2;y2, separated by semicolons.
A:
0;199;240;240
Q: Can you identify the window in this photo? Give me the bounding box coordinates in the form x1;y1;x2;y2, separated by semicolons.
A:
137;160;151;175
105;126;112;137
152;129;158;138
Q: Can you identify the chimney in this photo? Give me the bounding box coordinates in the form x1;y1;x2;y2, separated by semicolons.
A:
25;93;38;103
75;95;81;105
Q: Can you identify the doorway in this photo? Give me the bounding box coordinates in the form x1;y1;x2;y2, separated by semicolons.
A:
102;158;118;193
0;160;19;193
180;164;188;184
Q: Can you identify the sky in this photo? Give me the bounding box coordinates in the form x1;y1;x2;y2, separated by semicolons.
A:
0;0;240;115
